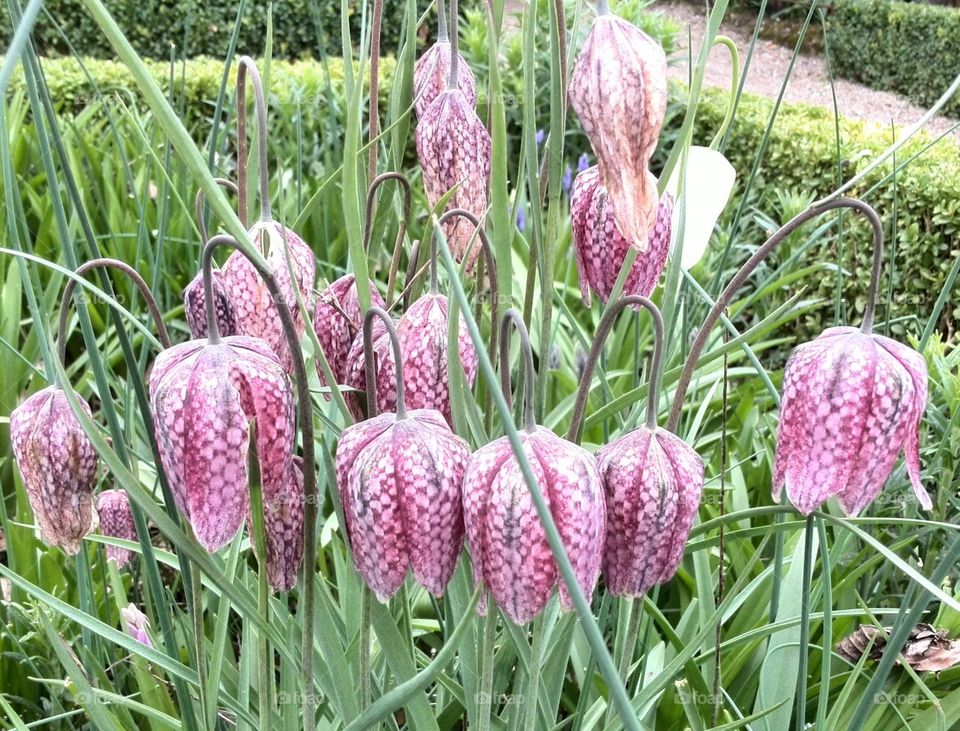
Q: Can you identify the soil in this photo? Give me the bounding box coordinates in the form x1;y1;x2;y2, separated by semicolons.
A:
660;1;960;140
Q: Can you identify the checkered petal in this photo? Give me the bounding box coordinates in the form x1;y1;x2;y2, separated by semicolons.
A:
10;386;99;554
344;315;398;420
569;14;668;249
313;274;385;385
96;489;137;567
415;88;491;265
413;41;477;119
183;268;237;339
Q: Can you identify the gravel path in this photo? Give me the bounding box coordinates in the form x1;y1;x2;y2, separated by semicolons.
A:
660;1;959;140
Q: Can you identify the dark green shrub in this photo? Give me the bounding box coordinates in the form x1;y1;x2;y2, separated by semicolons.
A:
2;1;412;59
828;0;960;116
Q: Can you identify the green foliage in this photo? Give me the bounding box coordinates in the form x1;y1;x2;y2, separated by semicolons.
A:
0;0;411;59
828;0;960;116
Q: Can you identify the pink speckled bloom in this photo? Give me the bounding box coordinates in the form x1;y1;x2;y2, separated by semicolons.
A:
596;426;704;597
313;274;385;386
344;315;397;420
149;336;295;553
96;489;137;567
221;220;316;372
415;88;491;265
571;164;674;306
463;427;606;625
569;12;668;249
773;326;930;516
10;386;99;554
336;409;471;600
413;41;477;119
183;269;237;339
250;457;304;592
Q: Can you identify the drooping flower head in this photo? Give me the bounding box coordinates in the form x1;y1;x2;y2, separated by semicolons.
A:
250;456;305;592
184;268;237;339
571;164;674;306
96;489;137;567
569;6;668;248
10;386;99;555
313;274;386;386
569;296;704;598
414;42;477;119
773;326;929;515
463;311;606;624
336;308;472;600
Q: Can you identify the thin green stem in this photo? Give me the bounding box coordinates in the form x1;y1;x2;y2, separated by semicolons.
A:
478;599;497;731
236;56;272;223
362;306;407;419
523;616;544;731
359;588;372;713
194;178;240;243
604;599;642;728
447;0;459;88
437;0;448;41
246;423;272;727
499;309;537;433
368;0;383;182
794;514;815;731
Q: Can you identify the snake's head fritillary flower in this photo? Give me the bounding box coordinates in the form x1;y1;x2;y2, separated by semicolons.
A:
149;336;295;553
413;41;477;119
569;11;668;249
344;315;397;420
773;326;930;516
250;457;305;592
10;386;99;554
336;409;471;600
463;427;606;625
120;604;152;648
596;426;704;597
571;165;673;306
183;268;237;339
96;489;137;567
221;220;316;372
313;274;386;387
415;88;491;265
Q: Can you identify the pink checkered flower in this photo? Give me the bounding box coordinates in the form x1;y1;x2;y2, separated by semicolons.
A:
10;386;99;555
149;336;295;553
569;10;668;249
596;426;704;597
250;457;305;592
96;489;137;567
183;268;237;339
571;164;674;306
221;220;316;372
336;308;471;600
463;427;606;625
773;326;930;516
414;41;477;119
313;274;385;386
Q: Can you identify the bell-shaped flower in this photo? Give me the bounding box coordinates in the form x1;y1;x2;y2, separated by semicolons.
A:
149;336;295;553
10;386;99;554
221;220;316;372
569;9;668;248
313;274;385;386
184;268;237;339
336;308;472;600
96;489;137;567
571;164;673;306
414;40;477;119
773;326;930;516
250;457;305;592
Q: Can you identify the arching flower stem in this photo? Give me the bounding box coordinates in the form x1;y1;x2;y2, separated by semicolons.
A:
361;307;407;420
194;178;240;243
499;309;537;434
236;56;272;225
363;172;413;307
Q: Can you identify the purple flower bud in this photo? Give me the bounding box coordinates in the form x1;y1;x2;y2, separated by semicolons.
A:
10;386;99;555
120;604;152;648
773;327;930;516
596;426;704;597
561;165;573;197
344;294;477;426
535;128;545;146
570;13;668;248
149;336;295;553
516;202;526;234
463;427;605;625
96;489;137;567
415;89;491;266
571;165;673;306
313;274;386;386
413;41;477;119
183;269;237;339
221;221;316;372
577;153;590;173
336;409;471;600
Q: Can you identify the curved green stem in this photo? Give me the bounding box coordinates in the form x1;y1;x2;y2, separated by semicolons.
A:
194;178;240;243
362;306;406;419
668;197;884;432
567;295;664;443
709;36;740;150
236;56;272;223
57;258;171;365
362;172;412;307
499;309;537;433
447;0;459;89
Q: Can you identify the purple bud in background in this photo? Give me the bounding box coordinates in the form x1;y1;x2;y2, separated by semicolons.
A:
149;336;295;553
577;153;590;173
535;128;545;146
120;604;152;648
516;202;526;234
96;489;137;567
773;327;930;516
562;165;573;197
10;386;99;555
183;269;237;339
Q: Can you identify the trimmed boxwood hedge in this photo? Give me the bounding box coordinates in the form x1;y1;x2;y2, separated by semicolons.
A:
1;0;411;59
828;0;960;117
9;55;959;338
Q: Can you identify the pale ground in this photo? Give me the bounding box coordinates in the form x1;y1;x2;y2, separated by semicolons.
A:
660;0;959;140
